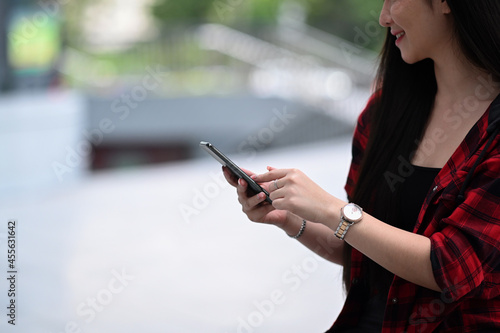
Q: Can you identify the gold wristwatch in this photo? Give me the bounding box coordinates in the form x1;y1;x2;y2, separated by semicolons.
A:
335;203;363;240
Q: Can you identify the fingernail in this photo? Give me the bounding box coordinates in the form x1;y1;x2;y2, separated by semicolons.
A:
238;178;244;186
259;192;265;199
251;174;257;180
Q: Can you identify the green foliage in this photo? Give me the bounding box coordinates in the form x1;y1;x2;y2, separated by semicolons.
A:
150;0;214;23
244;0;284;24
149;0;384;49
306;0;382;41
150;0;288;25
149;0;381;25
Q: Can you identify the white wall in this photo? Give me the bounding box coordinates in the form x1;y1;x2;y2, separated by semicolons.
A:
0;90;87;198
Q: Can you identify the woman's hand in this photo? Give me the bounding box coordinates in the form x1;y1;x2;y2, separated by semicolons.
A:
253;167;346;225
222;166;290;228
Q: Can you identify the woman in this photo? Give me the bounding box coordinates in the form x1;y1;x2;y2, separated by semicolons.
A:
223;0;500;331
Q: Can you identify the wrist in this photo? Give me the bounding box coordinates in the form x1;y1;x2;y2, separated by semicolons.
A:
279;213;302;235
286;219;306;239
320;197;346;229
334;203;364;240
272;211;290;230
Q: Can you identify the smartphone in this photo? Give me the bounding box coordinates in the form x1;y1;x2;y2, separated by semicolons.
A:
199;141;272;204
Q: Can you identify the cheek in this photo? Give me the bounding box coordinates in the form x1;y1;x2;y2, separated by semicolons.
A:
391;1;404;15
390;0;423;29
390;0;412;17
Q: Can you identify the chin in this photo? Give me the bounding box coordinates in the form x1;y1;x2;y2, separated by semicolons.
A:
402;58;419;65
400;51;425;65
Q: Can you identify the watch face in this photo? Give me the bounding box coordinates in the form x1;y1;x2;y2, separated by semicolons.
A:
344;203;363;222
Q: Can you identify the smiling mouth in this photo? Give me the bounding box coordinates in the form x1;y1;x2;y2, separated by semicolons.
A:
396;32;405;41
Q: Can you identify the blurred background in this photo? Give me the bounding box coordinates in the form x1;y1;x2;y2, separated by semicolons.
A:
0;0;384;332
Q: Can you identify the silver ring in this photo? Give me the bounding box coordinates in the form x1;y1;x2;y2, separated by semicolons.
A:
273;179;279;190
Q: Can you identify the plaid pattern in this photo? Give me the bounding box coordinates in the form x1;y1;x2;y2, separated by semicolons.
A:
329;94;500;332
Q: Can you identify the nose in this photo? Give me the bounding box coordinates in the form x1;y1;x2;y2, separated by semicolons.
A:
379;1;392;27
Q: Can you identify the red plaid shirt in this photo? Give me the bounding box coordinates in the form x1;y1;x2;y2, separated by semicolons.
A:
330;93;500;332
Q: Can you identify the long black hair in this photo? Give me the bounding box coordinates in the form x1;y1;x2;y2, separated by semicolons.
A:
343;0;500;291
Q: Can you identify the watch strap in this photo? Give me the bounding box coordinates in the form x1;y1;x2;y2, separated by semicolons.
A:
334;218;352;240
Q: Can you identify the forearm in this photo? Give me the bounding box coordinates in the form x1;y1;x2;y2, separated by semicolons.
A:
337;213;440;292
280;213;345;266
252;166;441;291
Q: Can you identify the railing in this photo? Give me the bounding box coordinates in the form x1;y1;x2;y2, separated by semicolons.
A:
61;22;375;124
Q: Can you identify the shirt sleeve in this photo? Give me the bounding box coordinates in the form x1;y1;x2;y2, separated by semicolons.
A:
430;154;500;302
344;92;377;200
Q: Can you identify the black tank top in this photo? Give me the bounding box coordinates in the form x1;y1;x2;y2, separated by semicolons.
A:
353;164;441;331
398;164;441;232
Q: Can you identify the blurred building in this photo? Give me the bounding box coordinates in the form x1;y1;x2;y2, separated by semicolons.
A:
0;0;84;198
0;3;378;331
0;0;379;195
1;0;62;91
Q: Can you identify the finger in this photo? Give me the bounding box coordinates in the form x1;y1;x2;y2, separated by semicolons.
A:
246;203;275;222
268;178;284;194
222;166;238;187
243;192;268;211
236;179;268;212
269;187;285;201
236;178;248;197
270;197;287;211
240;167;256;177
253;168;289;183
